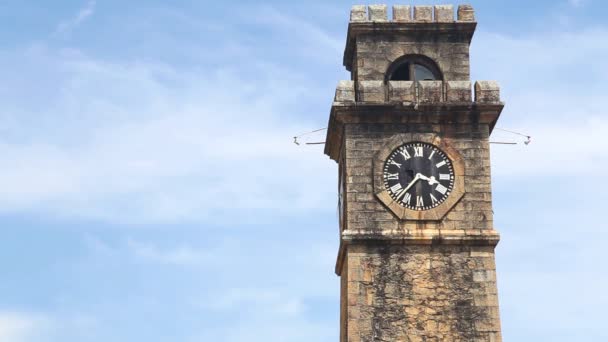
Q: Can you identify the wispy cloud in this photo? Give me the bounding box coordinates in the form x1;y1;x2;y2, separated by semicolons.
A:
471;28;608;179
126;238;215;266
0;45;335;224
0;312;48;342
54;0;96;36
568;0;586;8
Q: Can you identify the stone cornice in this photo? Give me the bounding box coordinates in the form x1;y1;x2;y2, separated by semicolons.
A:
324;102;504;162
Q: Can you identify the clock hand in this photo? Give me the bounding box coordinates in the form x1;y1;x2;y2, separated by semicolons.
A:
398;173;420;199
418;174;439;185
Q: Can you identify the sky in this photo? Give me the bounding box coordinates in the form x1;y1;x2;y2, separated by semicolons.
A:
0;0;607;341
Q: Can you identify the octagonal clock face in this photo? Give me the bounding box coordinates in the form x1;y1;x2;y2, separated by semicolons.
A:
383;142;455;211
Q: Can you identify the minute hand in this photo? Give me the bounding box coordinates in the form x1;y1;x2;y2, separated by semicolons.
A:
398;174;420;200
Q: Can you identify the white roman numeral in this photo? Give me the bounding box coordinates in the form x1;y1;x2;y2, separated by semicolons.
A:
430;194;438;204
390;183;403;193
403;192;412;204
399;147;411;160
439;173;450;180
414;146;423;157
428;150;436;160
436;160;446;168
390;160;402;168
435;184;448;195
416;196;424;207
386;173;399;180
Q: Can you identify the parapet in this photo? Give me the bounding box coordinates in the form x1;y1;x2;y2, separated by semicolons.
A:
325;79;504;162
349;4;475;23
333;80;500;104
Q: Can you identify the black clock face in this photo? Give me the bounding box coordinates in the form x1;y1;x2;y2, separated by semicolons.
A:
383;142;455;211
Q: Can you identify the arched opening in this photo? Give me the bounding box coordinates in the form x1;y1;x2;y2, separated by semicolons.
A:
386;55;443;82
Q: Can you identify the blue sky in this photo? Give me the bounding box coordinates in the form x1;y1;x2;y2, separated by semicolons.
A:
0;0;607;341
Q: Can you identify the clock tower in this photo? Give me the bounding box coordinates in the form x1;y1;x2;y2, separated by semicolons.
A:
325;4;504;341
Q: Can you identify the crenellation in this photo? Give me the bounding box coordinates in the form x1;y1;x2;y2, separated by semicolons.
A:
368;4;388;21
417;80;444;102
413;5;433;22
475;81;501;103
350;5;367;22
446;80;472;102
392;5;411;22
334;80;355;102
388;80;415;102
348;4;472;23
333;80;495;104
457;4;476;22
434;5;454;22
357;80;385;102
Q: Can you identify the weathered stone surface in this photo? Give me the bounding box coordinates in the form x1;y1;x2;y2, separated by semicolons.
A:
342;244;502;341
434;4;454;22
392;5;411;22
417;80;443;102
458;4;476;22
475;81;501;103
446;80;472;102
335;80;355;102
413;5;433;22
350;5;367;22
388;81;415;102
357;80;385;102
353;32;473;81
368;4;388;22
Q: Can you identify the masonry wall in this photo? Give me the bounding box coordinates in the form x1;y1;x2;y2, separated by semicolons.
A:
344;122;493;234
353;34;471;82
343;244;502;341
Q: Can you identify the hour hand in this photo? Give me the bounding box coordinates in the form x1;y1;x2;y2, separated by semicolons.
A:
418;173;438;185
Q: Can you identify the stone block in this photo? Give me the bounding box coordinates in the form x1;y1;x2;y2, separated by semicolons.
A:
413;5;433;22
357;80;385;103
368;4;388;22
446;81;472;102
417;80;443;102
335;80;355;102
434;5;454;22
350;5;367;22
388;81;415;102
392;5;411;22
475;81;501;103
457;4;476;22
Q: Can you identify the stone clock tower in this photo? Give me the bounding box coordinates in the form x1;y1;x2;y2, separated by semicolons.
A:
324;4;504;341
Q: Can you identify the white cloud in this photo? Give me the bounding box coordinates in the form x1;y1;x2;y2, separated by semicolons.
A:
568;0;586;8
471;28;608;179
247;5;343;63
0;312;48;342
0;45;336;224
54;1;97;36
126;238;214;266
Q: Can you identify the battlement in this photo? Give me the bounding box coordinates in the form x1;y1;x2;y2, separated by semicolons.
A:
350;4;475;23
325;79;504;161
333;80;500;104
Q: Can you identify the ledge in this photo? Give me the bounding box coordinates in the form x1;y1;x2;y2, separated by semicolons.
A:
323;99;504;162
335;228;500;275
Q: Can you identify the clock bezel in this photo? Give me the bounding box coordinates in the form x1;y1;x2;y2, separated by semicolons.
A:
373;133;465;221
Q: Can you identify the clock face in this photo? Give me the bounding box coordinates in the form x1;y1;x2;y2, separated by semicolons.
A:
383;142;455;211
